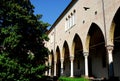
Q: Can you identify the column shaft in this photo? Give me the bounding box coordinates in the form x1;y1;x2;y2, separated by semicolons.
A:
70;56;74;77
48;63;51;76
48;55;52;76
54;61;57;76
45;61;48;76
83;52;89;77
61;59;64;76
106;45;114;78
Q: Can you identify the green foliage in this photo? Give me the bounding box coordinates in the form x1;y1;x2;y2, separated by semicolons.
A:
0;0;50;80
0;52;47;81
58;77;90;81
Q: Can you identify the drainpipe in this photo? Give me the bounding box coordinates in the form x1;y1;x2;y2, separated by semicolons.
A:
54;27;56;76
102;0;107;45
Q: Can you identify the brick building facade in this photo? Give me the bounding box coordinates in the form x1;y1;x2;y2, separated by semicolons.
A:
45;0;120;80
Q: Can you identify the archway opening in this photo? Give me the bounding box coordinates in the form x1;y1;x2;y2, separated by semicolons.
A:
63;41;70;76
73;34;84;77
51;50;54;76
113;7;120;79
56;46;61;77
88;23;107;78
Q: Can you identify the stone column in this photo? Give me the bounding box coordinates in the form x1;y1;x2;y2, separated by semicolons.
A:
83;52;89;77
70;56;74;77
45;61;48;76
54;61;57;76
48;62;52;76
106;45;114;78
60;58;64;76
48;55;52;76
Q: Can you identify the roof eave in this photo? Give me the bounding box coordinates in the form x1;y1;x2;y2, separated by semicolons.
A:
47;0;78;34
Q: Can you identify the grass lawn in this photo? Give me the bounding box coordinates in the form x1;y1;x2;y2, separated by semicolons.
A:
58;76;90;81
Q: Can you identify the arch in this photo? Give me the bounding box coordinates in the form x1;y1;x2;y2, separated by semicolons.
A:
113;7;120;47
50;50;54;76
56;46;61;60
108;22;115;45
72;33;83;55
85;23;105;52
86;23;107;78
56;46;61;77
85;35;90;52
49;50;52;61
49;50;54;63
111;7;120;78
50;50;54;54
62;40;70;76
109;7;120;45
72;33;84;76
62;41;70;59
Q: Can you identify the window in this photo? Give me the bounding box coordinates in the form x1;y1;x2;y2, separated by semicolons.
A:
72;12;75;25
50;32;54;43
65;18;68;31
65;9;76;31
71;13;73;26
68;15;70;28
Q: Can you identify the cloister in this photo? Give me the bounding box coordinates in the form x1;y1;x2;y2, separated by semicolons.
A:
45;0;120;80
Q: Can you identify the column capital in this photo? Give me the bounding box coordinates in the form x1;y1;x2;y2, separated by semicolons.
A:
83;52;89;76
45;61;48;65
83;52;89;57
49;63;52;66
70;55;74;61
54;60;57;63
106;45;114;51
106;45;114;77
60;58;64;62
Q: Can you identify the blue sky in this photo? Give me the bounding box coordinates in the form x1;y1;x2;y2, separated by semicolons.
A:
30;0;71;28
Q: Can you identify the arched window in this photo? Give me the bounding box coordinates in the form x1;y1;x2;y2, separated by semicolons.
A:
65;9;76;31
65;18;68;31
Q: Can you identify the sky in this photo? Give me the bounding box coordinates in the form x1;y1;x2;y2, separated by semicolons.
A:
30;0;71;29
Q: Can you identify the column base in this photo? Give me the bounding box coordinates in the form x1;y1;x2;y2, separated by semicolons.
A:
108;76;119;81
61;73;64;76
82;75;89;79
51;76;58;81
70;76;74;77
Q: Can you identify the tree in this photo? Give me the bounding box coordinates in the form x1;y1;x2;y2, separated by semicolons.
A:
0;0;50;80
